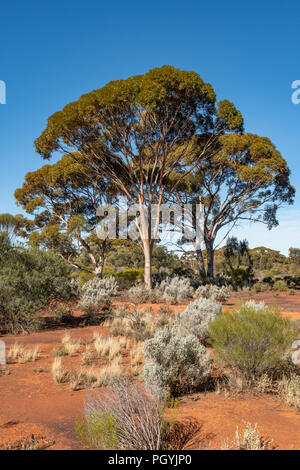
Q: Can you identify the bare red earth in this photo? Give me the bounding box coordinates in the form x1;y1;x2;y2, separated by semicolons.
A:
0;292;299;450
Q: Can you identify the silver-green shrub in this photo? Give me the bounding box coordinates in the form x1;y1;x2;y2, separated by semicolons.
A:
128;285;153;304
174;298;222;343
80;277;118;313
158;276;192;304
195;285;230;303
143;327;211;395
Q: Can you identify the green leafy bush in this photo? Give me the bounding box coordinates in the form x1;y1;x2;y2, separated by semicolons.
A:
273;280;288;292
209;303;298;378
252;282;269;293
0;246;74;334
143;327;211;395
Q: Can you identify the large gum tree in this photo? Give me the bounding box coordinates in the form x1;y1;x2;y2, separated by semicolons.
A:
34;65;243;288
169;133;295;279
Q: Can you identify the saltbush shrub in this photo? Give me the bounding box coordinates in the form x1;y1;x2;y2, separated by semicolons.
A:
80;277;118;314
195;285;231;303
143;327;211;395
127;285;153;304
157;276;192;304
209;303;298;378
174;298;222;343
0;246;74;334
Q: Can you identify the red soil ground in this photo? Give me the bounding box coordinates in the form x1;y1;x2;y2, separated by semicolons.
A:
0;292;299;450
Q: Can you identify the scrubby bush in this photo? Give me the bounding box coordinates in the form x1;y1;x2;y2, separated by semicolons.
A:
174;298;222;344
243;300;267;312
143;327;211;395
80;277;118;314
273;280;288;292
127;285;155;304
157;276;192;304
277;373;300;410
209;303;298;379
222;422;273;450
109;306;172;342
252;282;269;293
0;246;74;334
76;378;165;450
195;285;230;303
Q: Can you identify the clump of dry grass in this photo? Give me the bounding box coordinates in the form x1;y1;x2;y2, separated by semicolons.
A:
0;366;10;376
221;422;274;450
69;367;98;391
107;306;173;342
61;333;81;356
93;333;122;360
51;357;70;384
277;373;300;410
96;356;124;386
129;343;144;367
7;343;40;363
81;345;95;366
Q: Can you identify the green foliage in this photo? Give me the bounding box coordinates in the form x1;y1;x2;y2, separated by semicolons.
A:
75;411;118;450
223;237;254;289
0;245;74;334
252;282;269;293
209;303;298;378
273;280;288;291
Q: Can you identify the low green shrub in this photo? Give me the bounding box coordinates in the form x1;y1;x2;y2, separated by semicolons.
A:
0;246;74;334
273;280;288;292
209;303;298;379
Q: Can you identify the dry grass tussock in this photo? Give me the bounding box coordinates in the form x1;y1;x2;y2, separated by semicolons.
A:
7;343;40;363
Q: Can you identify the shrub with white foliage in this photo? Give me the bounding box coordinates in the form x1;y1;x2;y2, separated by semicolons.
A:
195;285;230;303
143;327;211;395
158;276;192;304
243;300;267;312
80;277;118;313
174;298;222;343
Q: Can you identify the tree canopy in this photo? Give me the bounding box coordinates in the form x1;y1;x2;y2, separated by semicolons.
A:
33;65;244;287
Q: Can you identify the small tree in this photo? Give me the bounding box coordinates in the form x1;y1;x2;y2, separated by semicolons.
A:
15;154;123;278
223;237;254;289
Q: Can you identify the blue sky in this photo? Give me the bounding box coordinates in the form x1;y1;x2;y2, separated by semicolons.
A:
0;0;299;254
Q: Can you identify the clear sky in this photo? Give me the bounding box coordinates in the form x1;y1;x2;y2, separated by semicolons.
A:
0;0;299;254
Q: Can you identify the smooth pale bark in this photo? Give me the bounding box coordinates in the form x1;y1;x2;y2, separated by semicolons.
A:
143;239;153;290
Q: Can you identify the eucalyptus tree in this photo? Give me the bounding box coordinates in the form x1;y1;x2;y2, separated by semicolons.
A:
170;133;295;279
34;65;244;288
15;153;119;278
